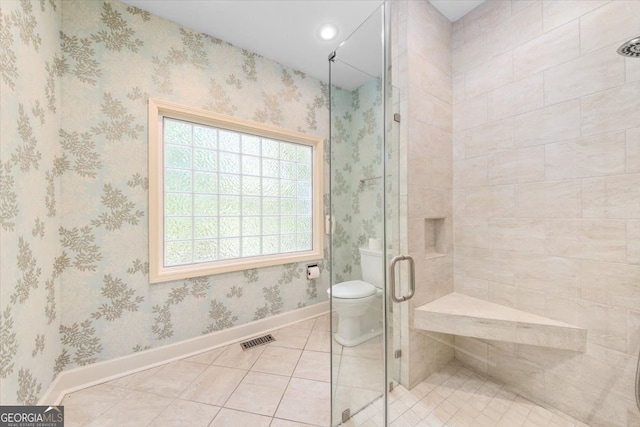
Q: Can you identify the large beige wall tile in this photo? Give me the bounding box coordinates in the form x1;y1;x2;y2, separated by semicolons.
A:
462;0;512;42
465;185;515;218
576;300;627;353
463;118;514;158
545;131;626;180
514;99;580;147
407;185;450;219
453;156;487;188
452;94;487;131
545;219;627;262
629;310;640;354
626;55;640;83
487;74;543;121
454;275;489;299
488;218;546;253
409;86;452;133
488;146;544;184
486;345;545;398
581;81;640;137
486;2;543;56
628;220;640;265
452;34;488;75
580;0;640;54
542;0;609;32
454;336;488;373
515;180;581;218
454;217;489;249
579;260;640;311
409;54;451;103
582;173;640;219
488;281;516;307
627;127;640;173
409;121;452;161
512;254;580;297
465;51;514;98
543;45;625;105
514;20;579;79
459;247;516;285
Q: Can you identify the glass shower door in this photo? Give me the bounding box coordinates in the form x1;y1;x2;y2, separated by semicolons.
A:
329;3;397;425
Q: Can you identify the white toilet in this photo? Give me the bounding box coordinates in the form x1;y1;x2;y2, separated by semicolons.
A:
328;247;384;347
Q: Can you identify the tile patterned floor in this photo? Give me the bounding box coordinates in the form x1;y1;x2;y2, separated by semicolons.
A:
62;314;589;427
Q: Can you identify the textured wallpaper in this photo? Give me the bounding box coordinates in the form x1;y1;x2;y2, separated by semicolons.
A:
0;0;63;405
1;0;337;404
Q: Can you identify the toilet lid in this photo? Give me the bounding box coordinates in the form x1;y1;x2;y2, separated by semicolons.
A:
330;280;376;299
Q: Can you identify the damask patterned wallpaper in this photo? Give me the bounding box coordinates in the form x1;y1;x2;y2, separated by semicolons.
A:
1;0;337;404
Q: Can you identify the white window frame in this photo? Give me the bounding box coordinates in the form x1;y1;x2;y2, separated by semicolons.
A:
148;98;324;283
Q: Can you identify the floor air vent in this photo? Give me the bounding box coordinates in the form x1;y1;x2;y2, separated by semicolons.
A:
240;334;275;350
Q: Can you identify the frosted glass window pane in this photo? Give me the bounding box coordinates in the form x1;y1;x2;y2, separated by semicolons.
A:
280;180;296;197
242;135;260;155
263;198;279;215
262;158;279;178
297;199;311;215
165;144;192;169
193;171;217;193
219;131;240;152
242;155;260;176
193;125;216;149
280;161;296;179
263;235;279;254
219;238;240;259
242;217;260;236
193;149;217;171
165;169;192;192
164;119;191;146
263;216;279;235
219;217;240;237
242;197;260;215
219;196;240;216
262;139;280;158
280;143;296;161
297;181;311;198
262;178;279;197
166;217;192;240
242;176;261;195
219;152;240;174
297;215;311;232
297;233;311;251
194;194;217;216
242;236;261;257
281;234;296;252
297;145;311;163
194;240;217;262
165;193;192;216
281;199;296;215
194;217;217;238
165;241;192;266
281;216;296;233
219;174;240;195
297;164;311;180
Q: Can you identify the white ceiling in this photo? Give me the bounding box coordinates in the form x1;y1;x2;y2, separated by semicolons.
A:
122;0;484;90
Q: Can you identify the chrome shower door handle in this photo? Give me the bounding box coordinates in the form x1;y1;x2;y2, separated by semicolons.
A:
389;255;416;303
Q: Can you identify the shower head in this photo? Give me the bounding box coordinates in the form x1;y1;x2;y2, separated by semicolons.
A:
617;36;640;58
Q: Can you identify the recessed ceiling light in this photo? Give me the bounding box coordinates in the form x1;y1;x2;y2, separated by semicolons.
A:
319;24;338;41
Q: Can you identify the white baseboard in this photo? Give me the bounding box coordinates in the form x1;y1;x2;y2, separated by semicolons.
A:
40;301;329;405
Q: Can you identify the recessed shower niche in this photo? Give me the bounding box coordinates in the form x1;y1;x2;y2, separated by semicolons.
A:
424;217;446;258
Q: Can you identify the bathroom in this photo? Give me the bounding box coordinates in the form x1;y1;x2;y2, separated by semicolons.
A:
1;0;639;426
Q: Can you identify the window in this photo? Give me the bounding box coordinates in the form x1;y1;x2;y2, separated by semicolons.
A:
148;99;323;283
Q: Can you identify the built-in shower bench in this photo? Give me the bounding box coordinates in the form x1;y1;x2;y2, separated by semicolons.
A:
413;292;586;352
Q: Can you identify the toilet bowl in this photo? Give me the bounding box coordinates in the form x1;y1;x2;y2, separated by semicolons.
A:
329;247;384;347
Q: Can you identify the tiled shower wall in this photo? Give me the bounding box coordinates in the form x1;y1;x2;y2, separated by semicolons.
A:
0;0;62;404
451;1;640;426
395;0;455;388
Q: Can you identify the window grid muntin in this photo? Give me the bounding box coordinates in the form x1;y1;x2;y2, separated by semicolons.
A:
163;117;313;268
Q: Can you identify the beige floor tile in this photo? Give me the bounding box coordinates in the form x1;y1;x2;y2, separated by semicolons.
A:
270;418;318;427
250;345;302;376
180;365;246;406
212;341;265;369
305;329;332;352
182;346;226;365
84;390;174;427
293;350;331;382
336;355;384;391
209;408;272;427
106;366;162;389
294;317;318;330
341;336;383;360
61;384;133;427
275;378;330;426
147;399;220;427
224;371;290;416
130;360;207;397
270;326;312;349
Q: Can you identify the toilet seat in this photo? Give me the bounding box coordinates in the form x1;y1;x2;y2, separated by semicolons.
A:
330;280;376;299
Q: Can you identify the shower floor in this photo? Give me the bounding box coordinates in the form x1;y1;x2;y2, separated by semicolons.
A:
61;314;589;427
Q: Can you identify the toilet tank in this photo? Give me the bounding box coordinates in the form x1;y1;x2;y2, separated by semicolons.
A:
359;247;384;288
